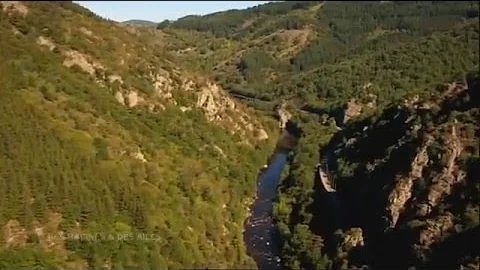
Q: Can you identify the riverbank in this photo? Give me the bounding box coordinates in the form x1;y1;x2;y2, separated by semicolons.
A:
243;129;299;270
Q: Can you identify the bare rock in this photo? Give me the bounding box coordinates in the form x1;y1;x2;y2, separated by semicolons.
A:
278;102;292;129
108;75;124;85
418;125;465;216
256;129;269;140
344;98;363;123
417;214;454;247
387;138;431;227
2;1;28;17
62;50;105;76
115;91;125;105
132;148;147;162
340;228;365;250
3;220;27;248
179;106;191;112
36;36;56;51
126;90;143;108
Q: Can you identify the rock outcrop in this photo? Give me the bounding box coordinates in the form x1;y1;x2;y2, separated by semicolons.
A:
416;124;465;217
386;138;431;228
277;102;292;129
340;228;365;250
132;148;148;162
343;98;363;124
1;1;28;17
62;50;105;76
413;213;455;262
36;36;56;51
110;66;269;142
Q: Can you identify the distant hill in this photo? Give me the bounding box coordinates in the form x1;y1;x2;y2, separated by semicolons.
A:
122;19;158;27
159;1;479;107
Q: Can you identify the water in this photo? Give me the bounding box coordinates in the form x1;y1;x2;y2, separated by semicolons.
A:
243;151;289;270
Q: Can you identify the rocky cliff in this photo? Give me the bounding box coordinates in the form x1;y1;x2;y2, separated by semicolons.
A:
324;75;480;269
0;2;279;269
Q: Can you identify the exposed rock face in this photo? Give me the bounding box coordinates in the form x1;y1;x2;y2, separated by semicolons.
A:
196;82;222;118
341;228;365;249
416;124;465;217
126;90;144;108
115;91;125;105
58;44;268;143
213;145;227;158
1;1;28;17
108;75;123;85
4;213;67;252
277;102;292;129
404;95;421;109
150;70;174;100
417;214;454;247
386;138;431;228
413;213;455;261
194;81;268;141
36;36;56;51
62;50;105;76
255;129;269;141
4;220;27;248
343;98;363;123
132;148;147;162
111;66;269;142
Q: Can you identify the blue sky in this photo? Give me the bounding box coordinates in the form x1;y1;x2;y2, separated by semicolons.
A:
74;1;273;22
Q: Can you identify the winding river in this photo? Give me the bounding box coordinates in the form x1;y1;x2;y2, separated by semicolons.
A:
243;127;343;270
243;150;288;270
243;131;297;270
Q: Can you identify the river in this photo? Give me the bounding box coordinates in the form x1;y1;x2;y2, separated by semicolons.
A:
243;126;344;270
243;131;297;270
243;150;288;270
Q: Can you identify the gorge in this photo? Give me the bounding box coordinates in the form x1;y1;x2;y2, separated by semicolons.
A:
0;1;478;269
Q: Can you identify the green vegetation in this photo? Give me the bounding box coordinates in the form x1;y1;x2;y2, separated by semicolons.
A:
0;1;479;269
0;2;278;268
155;1;480;269
274;72;479;269
160;1;479;110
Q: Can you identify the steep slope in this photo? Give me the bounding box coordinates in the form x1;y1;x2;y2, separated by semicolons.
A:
1;1;479;269
275;72;479;270
329;74;479;269
159;1;479;106
0;2;278;269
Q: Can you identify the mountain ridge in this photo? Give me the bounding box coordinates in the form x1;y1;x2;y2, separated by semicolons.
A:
122;19;157;27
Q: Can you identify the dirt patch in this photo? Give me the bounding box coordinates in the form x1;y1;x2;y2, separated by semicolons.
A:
276;29;313;58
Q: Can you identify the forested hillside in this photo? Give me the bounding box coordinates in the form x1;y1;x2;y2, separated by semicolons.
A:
158;1;479;269
0;0;479;269
0;1;278;268
275;74;479;269
159;1;479;109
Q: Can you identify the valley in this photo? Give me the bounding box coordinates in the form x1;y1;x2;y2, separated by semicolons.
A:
0;1;479;269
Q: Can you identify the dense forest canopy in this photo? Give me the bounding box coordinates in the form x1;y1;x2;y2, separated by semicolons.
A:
0;0;478;269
